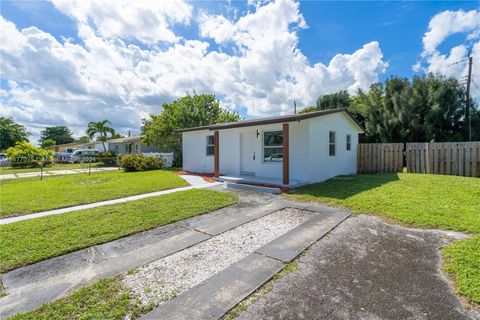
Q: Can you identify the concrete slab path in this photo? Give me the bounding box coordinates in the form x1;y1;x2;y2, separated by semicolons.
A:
0;188;350;318
0;175;221;225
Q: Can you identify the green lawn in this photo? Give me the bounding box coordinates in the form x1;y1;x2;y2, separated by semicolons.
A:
0;162;108;175
0;170;189;218
9;277;147;320
287;173;480;304
0;189;238;273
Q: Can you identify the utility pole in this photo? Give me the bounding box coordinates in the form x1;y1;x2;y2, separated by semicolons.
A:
293;100;297;114
465;55;473;141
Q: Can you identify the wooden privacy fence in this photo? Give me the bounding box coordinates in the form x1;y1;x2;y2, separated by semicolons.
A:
357;143;404;173
406;142;480;177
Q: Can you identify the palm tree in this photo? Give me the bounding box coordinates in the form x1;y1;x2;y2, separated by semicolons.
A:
86;120;116;152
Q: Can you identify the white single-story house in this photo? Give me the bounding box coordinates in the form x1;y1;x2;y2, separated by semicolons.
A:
179;108;364;187
107;135;161;155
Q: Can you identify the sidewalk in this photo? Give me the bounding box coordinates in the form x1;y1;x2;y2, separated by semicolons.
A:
0;175;221;225
0;167;119;180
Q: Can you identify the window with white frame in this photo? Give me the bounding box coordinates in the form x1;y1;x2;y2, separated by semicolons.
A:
329;131;336;156
206;135;215;156
263;131;283;162
346;134;351;151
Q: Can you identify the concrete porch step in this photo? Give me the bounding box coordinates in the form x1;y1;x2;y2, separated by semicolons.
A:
225;182;282;194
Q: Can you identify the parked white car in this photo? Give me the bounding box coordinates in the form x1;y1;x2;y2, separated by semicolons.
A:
70;149;99;163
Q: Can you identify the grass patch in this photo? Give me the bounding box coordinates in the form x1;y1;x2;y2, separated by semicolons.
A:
442;235;480;304
8;277;149;320
287;173;480;233
0;189;238;272
0;170;189;218
287;173;480;304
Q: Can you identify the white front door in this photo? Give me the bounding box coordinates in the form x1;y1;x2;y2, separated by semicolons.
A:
240;132;256;175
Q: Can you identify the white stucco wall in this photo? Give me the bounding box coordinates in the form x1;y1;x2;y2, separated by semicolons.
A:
182;130;215;173
182;112;361;183
307;112;359;183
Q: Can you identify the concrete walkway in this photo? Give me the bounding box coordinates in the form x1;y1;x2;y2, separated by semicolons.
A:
0;167;119;180
0;175;221;225
0;188;350;318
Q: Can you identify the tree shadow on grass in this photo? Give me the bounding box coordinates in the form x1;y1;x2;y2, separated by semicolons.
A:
290;173;400;200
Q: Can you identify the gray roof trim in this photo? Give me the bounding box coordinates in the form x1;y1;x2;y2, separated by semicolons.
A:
176;108;364;133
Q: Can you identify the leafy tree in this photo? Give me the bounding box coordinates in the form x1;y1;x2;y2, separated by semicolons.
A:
6;141;53;168
298;106;317;114
0;117;29;150
111;132;124;139
77;136;91;143
86;120;115;152
39;126;74;145
356;74;476;143
316;90;351;110
303;74;478;143
143;92;241;165
41;139;56;148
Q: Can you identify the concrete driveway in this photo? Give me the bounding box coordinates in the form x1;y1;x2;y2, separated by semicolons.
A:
235;215;480;320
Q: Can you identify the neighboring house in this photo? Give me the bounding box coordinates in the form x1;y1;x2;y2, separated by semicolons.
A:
179;108;364;187
45;142;83;152
107;135;160;155
80;142;106;151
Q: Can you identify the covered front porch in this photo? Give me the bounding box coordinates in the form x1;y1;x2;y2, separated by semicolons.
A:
213;123;293;186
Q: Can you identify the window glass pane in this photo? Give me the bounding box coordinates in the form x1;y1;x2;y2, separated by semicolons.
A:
329;131;335;143
264;147;283;162
206;145;215;156
264;131;283;146
329;144;335;156
207;135;214;145
346;134;351;150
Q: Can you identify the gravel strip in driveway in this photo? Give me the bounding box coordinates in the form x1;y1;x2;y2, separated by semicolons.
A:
234;215;479;320
123;208;313;307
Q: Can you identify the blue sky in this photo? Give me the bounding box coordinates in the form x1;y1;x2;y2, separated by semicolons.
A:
1;0;479;142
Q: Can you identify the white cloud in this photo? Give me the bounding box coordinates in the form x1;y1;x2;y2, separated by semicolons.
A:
422;10;480;54
1;0;387;143
414;9;480;98
50;0;192;44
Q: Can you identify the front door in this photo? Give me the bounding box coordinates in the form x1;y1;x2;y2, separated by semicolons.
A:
240;132;256;175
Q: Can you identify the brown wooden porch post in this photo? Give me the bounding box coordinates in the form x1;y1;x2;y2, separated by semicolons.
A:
283;123;289;185
214;130;220;178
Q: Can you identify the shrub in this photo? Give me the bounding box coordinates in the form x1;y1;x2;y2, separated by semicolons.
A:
119;154;164;172
6;141;54;168
96;151;117;166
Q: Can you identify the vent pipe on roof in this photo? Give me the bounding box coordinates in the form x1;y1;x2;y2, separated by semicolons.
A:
294;100;297;114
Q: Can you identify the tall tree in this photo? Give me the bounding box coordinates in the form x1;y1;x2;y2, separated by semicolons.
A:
77;136;91;143
41;139;56;148
86;120;115;152
316;90;351;110
143;92;241;165
39;126;74;145
355;74;477;143
0;117;30;150
302;74;478;143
